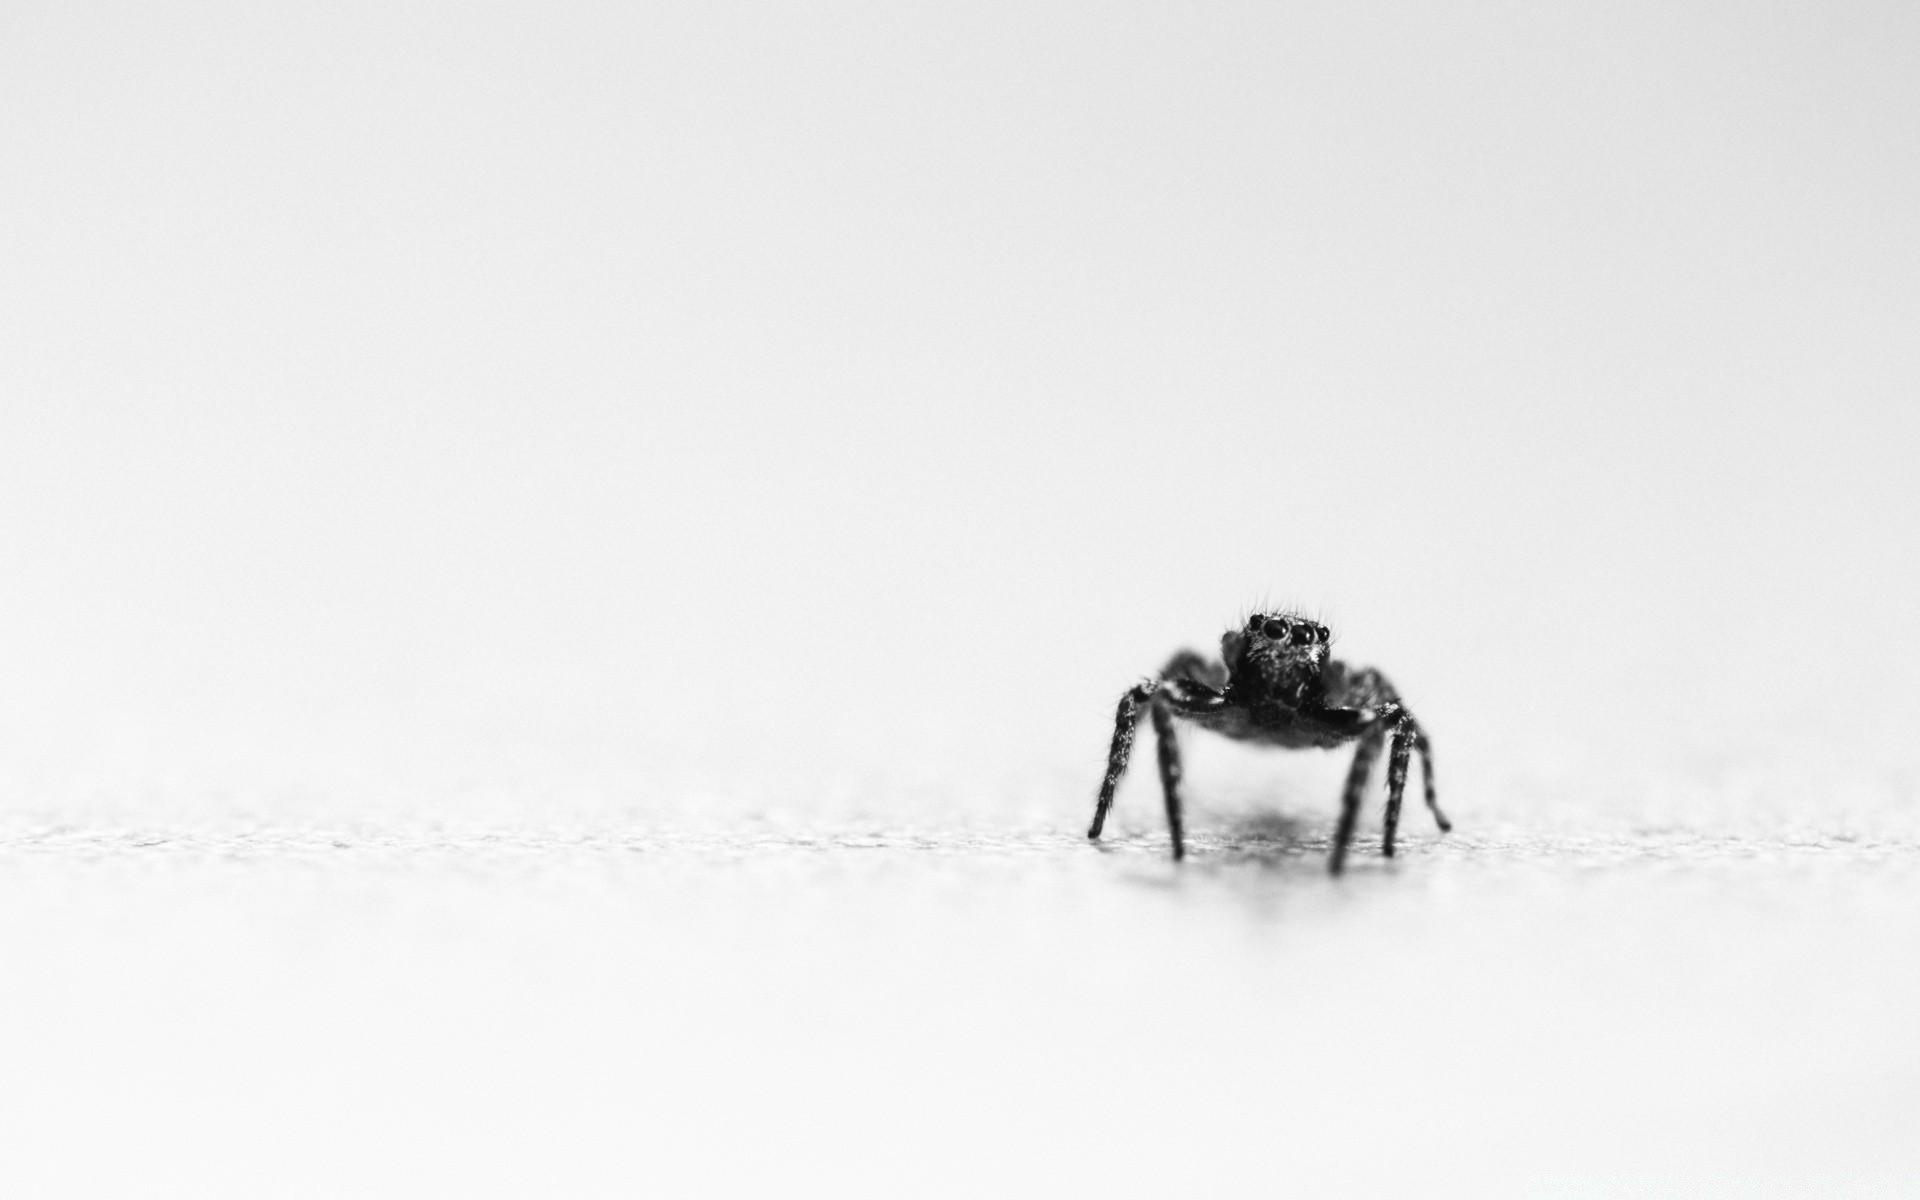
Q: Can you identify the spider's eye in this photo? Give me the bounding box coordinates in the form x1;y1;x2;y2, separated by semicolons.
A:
1290;624;1314;646
1313;624;1328;643
1262;618;1288;639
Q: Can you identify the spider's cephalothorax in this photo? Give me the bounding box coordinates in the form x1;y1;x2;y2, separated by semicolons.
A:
1223;613;1333;713
1088;611;1451;872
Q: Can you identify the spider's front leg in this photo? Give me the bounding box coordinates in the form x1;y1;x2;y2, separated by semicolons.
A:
1382;720;1450;856
1089;653;1224;858
1381;720;1415;859
1089;679;1157;842
1159;648;1228;693
1150;702;1185;860
1330;728;1385;875
1323;666;1453;867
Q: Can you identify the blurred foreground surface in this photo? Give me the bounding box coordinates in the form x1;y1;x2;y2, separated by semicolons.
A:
1;743;1915;1199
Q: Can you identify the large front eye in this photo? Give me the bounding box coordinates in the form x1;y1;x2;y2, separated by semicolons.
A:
1290;624;1314;646
1262;618;1288;639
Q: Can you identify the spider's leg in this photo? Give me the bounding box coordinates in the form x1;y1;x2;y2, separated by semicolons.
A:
1323;667;1455;851
1160;648;1228;693
1150;699;1186;861
1381;721;1416;858
1411;724;1452;833
1332;665;1398;709
1330;729;1385;875
1089;680;1157;840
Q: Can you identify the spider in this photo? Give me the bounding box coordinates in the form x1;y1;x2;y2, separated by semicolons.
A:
1087;611;1451;872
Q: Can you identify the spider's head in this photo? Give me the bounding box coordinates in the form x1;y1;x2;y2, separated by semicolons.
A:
1222;612;1332;708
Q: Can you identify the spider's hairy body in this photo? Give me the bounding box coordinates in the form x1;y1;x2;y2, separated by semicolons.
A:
1182;706;1354;750
1087;612;1451;873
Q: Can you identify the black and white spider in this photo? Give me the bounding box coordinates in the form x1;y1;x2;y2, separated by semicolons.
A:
1088;611;1451;872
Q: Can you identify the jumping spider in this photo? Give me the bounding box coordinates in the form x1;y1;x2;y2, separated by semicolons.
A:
1088;612;1451;873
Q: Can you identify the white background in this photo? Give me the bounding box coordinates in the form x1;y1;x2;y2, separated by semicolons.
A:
2;2;1916;1195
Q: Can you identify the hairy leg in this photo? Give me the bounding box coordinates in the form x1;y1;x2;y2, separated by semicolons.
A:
1089;649;1228;847
1324;678;1455;851
1089;680;1156;840
1412;726;1452;833
1330;730;1385;875
1381;723;1415;858
1160;648;1227;693
1150;701;1186;860
1327;665;1399;711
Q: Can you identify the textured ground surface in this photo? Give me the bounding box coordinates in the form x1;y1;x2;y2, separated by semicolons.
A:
3;743;1915;1199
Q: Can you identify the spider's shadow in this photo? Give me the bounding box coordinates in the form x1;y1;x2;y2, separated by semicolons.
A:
1221;809;1312;844
1167;808;1333;874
